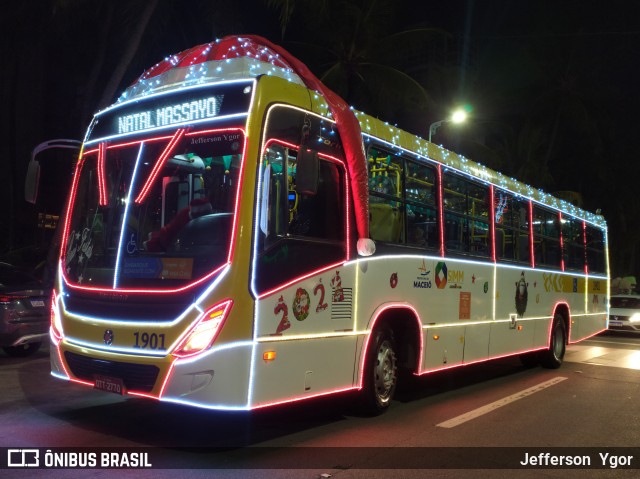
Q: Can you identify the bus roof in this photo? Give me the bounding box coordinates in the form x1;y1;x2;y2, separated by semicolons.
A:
350;109;606;228
306;87;605;228
117;35;606;230
118;36;306;102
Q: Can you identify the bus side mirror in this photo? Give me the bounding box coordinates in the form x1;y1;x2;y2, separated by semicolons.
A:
24;159;41;204
296;148;319;196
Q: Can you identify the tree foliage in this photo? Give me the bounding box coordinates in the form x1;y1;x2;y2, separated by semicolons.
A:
266;0;447;128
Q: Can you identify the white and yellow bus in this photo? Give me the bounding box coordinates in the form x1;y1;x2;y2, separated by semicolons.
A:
50;35;608;414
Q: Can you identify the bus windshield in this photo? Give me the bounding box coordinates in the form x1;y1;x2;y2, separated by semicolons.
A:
62;128;244;290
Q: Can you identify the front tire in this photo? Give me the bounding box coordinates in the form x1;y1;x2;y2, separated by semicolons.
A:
359;328;398;415
539;315;566;369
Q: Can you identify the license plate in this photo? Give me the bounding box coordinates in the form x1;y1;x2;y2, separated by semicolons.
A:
30;300;45;307
94;375;125;395
609;321;623;326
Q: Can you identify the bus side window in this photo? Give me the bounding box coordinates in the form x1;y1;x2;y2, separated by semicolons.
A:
533;207;561;268
562;216;585;271
495;189;529;264
585;225;606;274
289;152;344;241
367;148;404;244
256;136;347;294
406;160;438;250
442;172;490;258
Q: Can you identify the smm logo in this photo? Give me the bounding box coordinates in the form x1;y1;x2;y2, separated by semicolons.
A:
7;449;39;467
435;262;447;289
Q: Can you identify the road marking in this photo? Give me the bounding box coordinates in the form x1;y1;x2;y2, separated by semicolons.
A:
585;338;640;347
437;377;568;428
566;344;640;369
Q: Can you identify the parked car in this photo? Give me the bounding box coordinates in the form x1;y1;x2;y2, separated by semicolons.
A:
0;262;49;357
608;294;640;332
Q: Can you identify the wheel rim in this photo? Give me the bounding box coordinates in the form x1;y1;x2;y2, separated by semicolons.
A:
373;339;396;405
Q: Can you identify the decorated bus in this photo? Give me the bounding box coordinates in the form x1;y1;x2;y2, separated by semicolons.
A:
50;35;609;414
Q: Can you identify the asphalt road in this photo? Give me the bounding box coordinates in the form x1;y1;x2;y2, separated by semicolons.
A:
1;332;639;479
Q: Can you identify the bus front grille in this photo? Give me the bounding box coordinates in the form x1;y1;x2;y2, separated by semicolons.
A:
64;352;160;392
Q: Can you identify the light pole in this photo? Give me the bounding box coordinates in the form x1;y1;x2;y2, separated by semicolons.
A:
428;108;468;142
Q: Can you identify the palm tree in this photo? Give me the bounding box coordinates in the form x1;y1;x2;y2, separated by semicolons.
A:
265;0;448;131
52;0;160;122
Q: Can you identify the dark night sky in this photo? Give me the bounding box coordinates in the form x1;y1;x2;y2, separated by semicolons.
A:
1;0;639;274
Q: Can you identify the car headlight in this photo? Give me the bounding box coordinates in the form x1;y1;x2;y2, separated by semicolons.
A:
629;313;640;324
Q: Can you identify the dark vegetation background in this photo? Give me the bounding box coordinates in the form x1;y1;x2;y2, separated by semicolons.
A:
1;0;637;277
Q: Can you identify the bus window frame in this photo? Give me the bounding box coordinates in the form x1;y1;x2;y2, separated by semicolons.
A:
366;144;441;253
532;205;563;270
441;170;492;260
493;188;532;267
253;122;350;297
585;223;607;275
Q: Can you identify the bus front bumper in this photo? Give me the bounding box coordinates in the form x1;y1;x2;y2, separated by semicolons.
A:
51;338;254;409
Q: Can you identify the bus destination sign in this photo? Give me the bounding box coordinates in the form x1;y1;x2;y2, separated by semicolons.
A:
116;96;223;134
88;80;254;143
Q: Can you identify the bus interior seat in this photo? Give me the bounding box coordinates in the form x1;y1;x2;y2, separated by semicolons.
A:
173;213;232;253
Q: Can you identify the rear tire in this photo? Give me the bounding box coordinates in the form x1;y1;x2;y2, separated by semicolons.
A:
539;315;566;369
359;328;398;415
3;341;42;358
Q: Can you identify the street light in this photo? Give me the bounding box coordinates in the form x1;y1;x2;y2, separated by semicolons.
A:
428;108;468;142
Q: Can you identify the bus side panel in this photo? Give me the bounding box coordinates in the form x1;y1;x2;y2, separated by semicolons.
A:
422;326;464;371
573;276;609;342
250;336;358;407
462;322;491;363
353;256;495;372
494;267;542;324
493;268;548;356
586;276;607;312
569;312;608;343
162;344;253;409
254;267;358;339
354;256;495;326
494;268;591;351
252;266;359;406
488;318;535;357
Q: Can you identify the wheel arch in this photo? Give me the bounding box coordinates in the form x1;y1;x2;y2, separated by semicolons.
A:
359;303;423;386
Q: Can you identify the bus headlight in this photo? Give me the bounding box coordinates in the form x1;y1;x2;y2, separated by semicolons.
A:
172;300;233;359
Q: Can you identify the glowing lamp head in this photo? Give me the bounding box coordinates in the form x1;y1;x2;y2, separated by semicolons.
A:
451;109;467;124
172;300;233;359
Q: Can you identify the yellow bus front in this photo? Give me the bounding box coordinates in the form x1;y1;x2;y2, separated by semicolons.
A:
50;78;262;409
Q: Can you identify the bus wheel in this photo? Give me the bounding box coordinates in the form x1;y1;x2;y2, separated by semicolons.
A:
539;315;566;369
360;328;397;415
